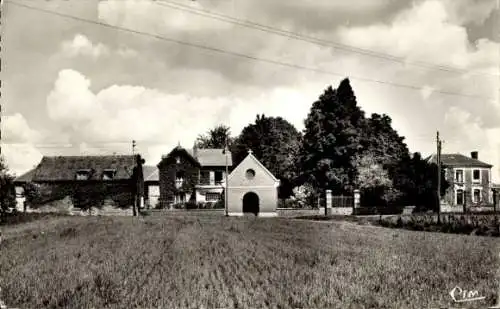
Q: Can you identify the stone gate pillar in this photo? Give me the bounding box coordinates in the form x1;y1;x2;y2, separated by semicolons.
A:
353;189;361;211
325;189;332;216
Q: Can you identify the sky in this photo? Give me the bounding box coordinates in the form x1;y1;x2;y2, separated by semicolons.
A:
1;0;499;182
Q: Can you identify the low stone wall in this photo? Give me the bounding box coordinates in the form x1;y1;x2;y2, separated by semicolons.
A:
441;204;495;213
330;207;354;215
277;208;321;217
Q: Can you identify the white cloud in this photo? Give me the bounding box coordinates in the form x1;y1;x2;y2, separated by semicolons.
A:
61;34;110;58
2;144;43;176
1;114;43;175
2;113;41;143
47;69;103;126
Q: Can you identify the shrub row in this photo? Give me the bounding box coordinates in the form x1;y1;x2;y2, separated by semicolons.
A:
156;200;225;210
379;214;500;237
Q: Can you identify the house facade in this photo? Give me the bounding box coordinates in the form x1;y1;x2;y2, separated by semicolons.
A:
143;165;160;208
226;150;280;217
428;151;493;209
157;145;232;207
14;154;145;211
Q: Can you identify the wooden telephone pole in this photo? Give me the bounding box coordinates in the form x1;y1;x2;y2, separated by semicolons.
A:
437;131;442;224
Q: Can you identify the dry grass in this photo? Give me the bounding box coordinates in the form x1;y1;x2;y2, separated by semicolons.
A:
0;214;499;309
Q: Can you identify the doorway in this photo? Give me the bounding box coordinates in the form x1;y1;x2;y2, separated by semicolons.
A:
242;192;259;216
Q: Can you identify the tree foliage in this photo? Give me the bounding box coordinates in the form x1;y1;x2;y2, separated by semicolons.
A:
0;157;16;214
299;78;366;195
195;124;233;149
353;153;392;190
392;152;449;210
231;114;302;198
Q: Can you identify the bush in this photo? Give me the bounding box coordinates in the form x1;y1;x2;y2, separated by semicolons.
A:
280;199;304;208
378;214;500;237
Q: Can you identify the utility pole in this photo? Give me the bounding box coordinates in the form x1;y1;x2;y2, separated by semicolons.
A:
132;140;136;155
437;131;442;224
224;137;229;217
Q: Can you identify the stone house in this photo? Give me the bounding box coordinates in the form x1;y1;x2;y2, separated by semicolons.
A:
157;145;232;207
427;151;493;209
226;149;280;217
14;154;145;211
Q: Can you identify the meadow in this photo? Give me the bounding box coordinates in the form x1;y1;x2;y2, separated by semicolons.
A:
0;213;499;309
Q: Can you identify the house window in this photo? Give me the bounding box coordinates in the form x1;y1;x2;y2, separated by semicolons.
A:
455;169;464;183
456;189;464;205
473;189;481;203
206;193;220;202
76;170;90;180
176;157;181;164
472;169;481;183
215;171;223;184
175;171;185;189
245;169;256;180
102;169;116;180
199;171;210;185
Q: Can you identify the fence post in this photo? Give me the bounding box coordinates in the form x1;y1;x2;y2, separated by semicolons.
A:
353;189;360;215
493;189;497;214
325;190;332;216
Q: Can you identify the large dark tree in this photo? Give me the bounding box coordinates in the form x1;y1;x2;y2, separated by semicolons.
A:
195;124;233;149
231;114;302;198
392;152;449;210
362;113;410;166
0;156;16;215
298;78;366;195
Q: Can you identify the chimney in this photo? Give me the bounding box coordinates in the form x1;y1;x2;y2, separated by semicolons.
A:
471;151;478;160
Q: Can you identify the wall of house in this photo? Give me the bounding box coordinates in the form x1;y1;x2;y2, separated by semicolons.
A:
227;186;278;215
444;167;492;206
145;183;160;208
158;152;199;207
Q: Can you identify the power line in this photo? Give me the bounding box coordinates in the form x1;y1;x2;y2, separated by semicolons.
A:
5;0;496;101
156;0;499;78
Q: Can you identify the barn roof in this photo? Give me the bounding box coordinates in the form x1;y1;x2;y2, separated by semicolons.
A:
13;168;37;183
426;153;492;168
31;155;139;181
143;165;159;182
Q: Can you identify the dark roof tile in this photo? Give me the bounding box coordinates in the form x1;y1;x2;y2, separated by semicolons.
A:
426;153;492;168
32;155;139;181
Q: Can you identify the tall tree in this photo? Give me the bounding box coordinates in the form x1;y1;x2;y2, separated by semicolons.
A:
392;152;449;210
299;78;366;195
195;124;232;148
231;114;302;198
0;156;16;215
362;113;410;167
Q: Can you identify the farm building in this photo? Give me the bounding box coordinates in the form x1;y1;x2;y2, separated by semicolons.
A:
13;154;145;212
427;151;494;211
225;149;280;217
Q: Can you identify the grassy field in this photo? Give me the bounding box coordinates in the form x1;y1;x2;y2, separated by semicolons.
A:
0;213;499;309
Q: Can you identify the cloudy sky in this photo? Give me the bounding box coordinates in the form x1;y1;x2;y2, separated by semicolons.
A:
1;0;499;181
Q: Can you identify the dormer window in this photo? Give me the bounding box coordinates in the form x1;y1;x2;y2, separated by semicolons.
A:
176;156;181;164
102;169;116;180
76;169;91;180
